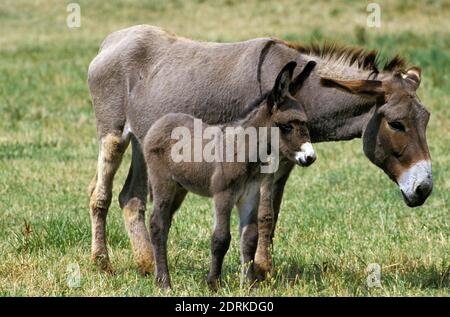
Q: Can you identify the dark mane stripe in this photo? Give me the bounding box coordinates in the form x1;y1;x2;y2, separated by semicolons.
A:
274;39;407;73
257;40;277;96
236;91;270;120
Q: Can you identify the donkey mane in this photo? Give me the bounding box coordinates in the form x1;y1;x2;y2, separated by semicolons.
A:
275;39;407;75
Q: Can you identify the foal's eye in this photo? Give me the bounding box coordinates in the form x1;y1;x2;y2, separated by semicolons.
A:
277;123;293;133
388;121;406;132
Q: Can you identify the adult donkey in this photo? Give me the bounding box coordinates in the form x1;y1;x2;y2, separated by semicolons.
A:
87;25;432;279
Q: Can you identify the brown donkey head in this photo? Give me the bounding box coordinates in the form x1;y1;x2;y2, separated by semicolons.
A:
267;61;317;166
321;67;432;207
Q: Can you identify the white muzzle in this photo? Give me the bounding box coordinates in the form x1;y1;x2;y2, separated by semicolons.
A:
295;142;317;167
397;160;433;207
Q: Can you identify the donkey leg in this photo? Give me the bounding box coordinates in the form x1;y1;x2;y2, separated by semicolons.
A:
254;174;275;280
236;183;260;287
90;132;129;273
119;137;154;275
149;181;181;289
208;191;234;292
254;164;294;278
270;165;294;242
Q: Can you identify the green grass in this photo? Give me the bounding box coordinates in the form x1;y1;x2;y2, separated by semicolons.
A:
0;0;449;296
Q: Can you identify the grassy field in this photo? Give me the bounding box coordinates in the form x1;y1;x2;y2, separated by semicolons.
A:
0;0;449;296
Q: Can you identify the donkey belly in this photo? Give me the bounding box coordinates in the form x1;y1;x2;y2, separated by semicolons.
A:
170;162;215;197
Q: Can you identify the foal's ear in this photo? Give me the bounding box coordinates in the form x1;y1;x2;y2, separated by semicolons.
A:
269;61;297;108
289;60;317;95
320;77;384;96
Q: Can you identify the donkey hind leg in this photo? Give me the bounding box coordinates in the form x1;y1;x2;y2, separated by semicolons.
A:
119;136;154;275
150;182;187;289
89;132;130;273
236;182;260;287
208;191;234;292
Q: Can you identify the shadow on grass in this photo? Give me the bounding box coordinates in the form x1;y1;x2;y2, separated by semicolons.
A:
274;260;449;293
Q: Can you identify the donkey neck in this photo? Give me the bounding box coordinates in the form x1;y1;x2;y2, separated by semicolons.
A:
296;56;384;142
220;104;272;166
233;104;271;130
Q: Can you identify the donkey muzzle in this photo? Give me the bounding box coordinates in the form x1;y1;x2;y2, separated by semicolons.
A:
295;142;317;167
398;160;433;207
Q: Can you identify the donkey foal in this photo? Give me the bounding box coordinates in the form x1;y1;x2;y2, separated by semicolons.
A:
143;61;317;290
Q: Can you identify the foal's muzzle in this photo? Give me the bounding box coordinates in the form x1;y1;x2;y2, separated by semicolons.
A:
295;142;317;167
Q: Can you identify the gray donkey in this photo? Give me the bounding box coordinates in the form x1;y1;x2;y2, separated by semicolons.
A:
88;25;432;280
143;61;316;290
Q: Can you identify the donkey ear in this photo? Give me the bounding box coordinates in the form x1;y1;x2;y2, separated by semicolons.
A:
270;61;297;106
402;66;421;89
320;77;384;96
289;60;317;94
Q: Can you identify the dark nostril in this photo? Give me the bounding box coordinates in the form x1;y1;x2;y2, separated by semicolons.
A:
305;155;316;164
415;183;432;197
415;185;424;196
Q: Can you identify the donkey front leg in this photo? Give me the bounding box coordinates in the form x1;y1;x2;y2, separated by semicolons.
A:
208;191;234;291
270;164;294;242
254;163;294;279
254;174;275;280
89;132;129;273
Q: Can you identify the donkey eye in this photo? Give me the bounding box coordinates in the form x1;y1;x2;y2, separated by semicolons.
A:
388;121;405;132
277;123;293;133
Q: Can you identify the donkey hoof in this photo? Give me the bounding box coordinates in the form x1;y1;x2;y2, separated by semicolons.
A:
138;266;153;276
160;282;172;290
207;277;220;292
137;259;154;276
94;260;115;275
91;253;114;274
156;276;172;290
253;263;273;281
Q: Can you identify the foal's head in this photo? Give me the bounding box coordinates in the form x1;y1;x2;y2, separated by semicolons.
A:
265;61;317;167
